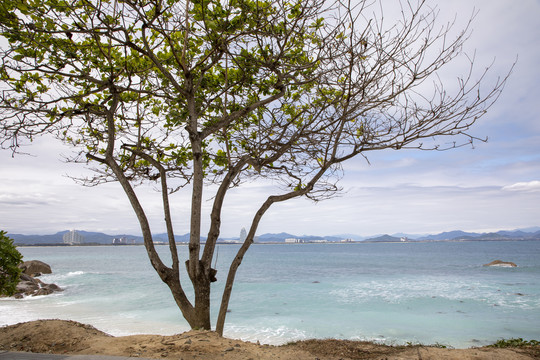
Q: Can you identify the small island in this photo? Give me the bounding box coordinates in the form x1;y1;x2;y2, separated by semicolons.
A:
483;260;518;267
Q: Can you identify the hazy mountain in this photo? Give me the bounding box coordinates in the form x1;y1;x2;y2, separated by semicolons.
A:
256;232;298;242
496;230;532;237
390;232;421;239
414;228;540;241
11;231;205;245
10;231;69;245
332;233;371;241
473;231;540;241
153;233;207;243
363;234;402;242
255;232;346;242
10;231;142;245
301;235;344;242
416;230;480;241
9;226;540;246
514;226;540;233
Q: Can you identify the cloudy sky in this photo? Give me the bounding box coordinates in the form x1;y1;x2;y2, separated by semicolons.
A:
1;0;539;238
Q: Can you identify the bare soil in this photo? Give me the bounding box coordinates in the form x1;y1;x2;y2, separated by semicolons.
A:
1;320;539;360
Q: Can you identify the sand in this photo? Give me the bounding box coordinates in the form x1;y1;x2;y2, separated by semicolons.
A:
0;320;539;360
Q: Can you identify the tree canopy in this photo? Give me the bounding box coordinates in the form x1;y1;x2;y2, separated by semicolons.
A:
0;0;510;333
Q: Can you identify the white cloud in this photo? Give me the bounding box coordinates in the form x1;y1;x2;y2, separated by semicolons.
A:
0;193;59;207
1;1;539;237
502;181;540;192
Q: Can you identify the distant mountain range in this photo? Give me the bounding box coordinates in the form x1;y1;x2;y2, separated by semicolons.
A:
9;231;196;245
413;229;540;241
256;232;344;243
8;227;540;245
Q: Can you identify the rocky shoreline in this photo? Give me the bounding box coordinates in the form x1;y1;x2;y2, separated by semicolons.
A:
11;260;63;298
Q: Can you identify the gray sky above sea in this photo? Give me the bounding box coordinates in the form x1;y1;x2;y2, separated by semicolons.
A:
1;0;539;238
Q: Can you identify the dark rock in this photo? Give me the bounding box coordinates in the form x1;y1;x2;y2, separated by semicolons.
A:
18;260;52;276
13;260;62;298
483;260;517;267
34;288;54;296
15;280;39;295
19;274;35;282
43;283;63;292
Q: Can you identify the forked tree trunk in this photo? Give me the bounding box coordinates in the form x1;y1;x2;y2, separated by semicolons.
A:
156;261;213;330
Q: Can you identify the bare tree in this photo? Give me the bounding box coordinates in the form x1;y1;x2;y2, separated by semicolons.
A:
0;0;510;334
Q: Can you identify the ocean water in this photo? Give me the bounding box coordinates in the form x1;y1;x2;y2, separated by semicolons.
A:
1;241;539;348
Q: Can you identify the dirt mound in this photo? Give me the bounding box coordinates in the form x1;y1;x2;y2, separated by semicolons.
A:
1;320;538;360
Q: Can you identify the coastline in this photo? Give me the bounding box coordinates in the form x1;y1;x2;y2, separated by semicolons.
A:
1;320;538;360
15;238;540;247
10;242;540;348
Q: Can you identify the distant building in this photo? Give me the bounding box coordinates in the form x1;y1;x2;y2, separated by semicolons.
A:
400;237;408;242
239;228;247;243
112;237;135;245
285;238;304;243
340;238;354;243
63;230;84;245
221;239;241;244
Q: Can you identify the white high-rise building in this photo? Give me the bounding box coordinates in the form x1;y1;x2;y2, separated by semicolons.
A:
239;227;247;243
63;230;84;245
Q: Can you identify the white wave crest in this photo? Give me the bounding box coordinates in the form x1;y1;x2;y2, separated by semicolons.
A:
66;271;85;276
329;276;540;309
225;324;308;345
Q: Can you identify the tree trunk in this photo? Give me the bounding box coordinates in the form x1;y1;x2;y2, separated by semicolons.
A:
216;198;275;335
193;276;212;329
216;242;251;335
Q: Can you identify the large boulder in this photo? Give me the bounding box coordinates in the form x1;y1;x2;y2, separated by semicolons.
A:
15;279;40;297
483;260;517;267
11;261;63;298
18;260;52;276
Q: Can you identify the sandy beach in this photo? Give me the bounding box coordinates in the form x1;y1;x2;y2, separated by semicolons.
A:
0;320;538;360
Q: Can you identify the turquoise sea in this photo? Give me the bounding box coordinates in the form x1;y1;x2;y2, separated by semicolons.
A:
1;241;539;348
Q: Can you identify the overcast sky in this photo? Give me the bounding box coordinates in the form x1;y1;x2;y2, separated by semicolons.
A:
1;0;539;238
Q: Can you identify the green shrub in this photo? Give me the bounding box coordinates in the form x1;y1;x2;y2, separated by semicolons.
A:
0;230;23;296
489;338;540;348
